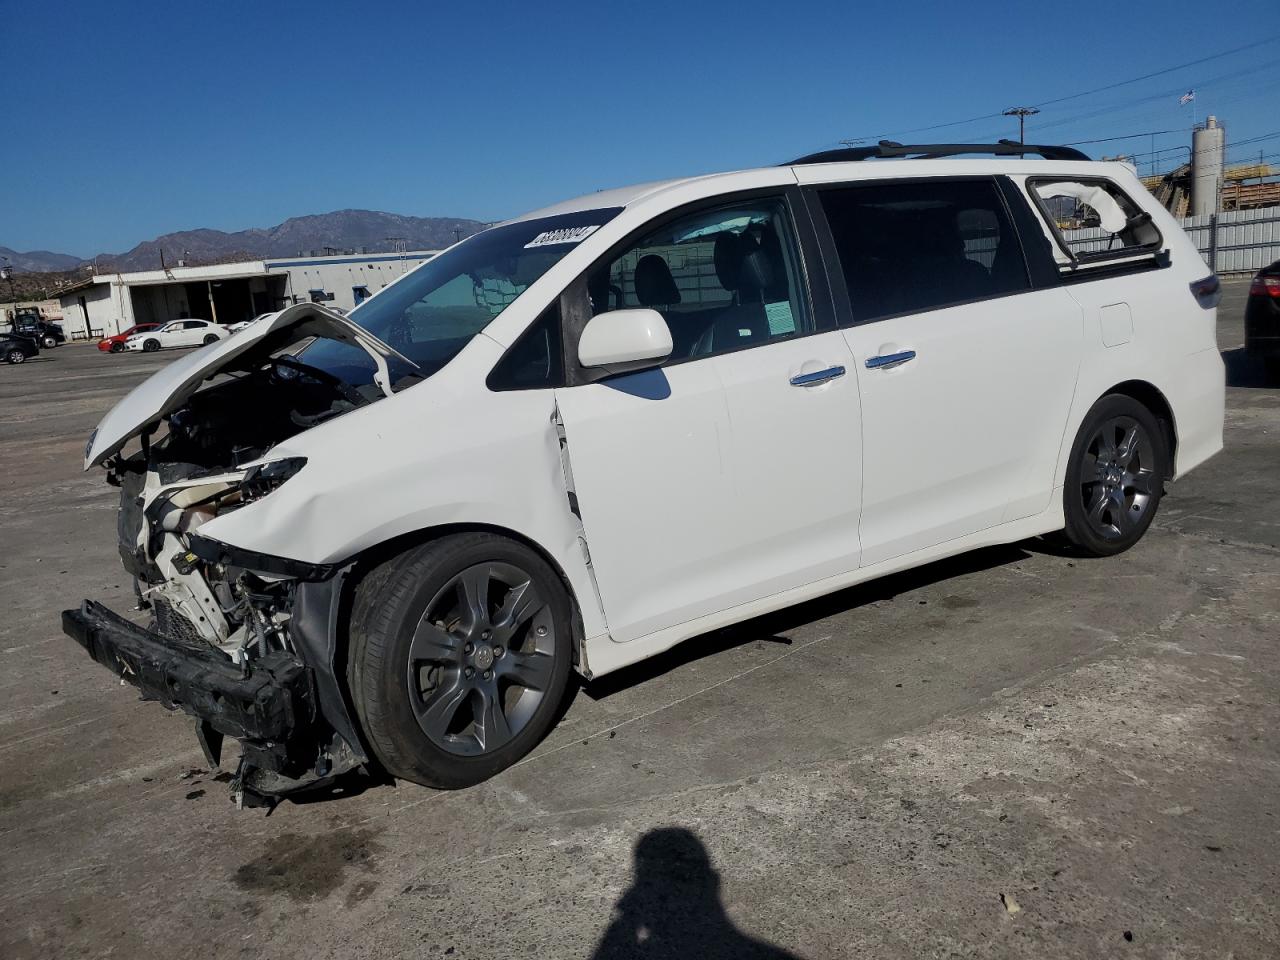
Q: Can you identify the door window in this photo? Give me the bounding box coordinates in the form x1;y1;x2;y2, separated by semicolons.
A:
818;179;1030;323
587;197;812;362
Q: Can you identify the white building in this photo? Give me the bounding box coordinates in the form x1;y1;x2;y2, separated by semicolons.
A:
56;250;438;339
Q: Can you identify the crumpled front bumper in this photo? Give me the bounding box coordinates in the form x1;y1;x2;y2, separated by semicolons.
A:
62;600;321;783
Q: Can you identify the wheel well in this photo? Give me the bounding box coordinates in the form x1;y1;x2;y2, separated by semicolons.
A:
343;523;588;664
1103;380;1177;477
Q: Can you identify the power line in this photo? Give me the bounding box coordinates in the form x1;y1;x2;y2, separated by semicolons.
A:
1126;130;1280;162
1065;129;1186;146
844;34;1280;143
1032;37;1280;109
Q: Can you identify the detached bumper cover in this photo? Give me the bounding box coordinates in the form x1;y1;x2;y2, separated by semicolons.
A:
62;600;315;746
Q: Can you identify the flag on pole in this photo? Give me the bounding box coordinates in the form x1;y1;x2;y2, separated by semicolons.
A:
1179;90;1196;105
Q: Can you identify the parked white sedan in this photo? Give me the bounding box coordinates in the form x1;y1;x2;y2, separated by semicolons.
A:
124;319;229;352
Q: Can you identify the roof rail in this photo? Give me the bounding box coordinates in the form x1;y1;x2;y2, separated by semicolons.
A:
785;140;1091;164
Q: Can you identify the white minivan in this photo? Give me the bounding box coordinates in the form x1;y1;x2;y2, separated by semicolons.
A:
65;142;1225;802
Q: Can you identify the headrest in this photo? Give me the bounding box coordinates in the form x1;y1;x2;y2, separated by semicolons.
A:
714;230;775;297
634;255;680;306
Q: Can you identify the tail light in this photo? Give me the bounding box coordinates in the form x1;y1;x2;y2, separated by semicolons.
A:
1250;276;1280;299
1189;274;1221;309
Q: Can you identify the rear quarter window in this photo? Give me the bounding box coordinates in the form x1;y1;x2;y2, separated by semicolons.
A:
1027;177;1163;269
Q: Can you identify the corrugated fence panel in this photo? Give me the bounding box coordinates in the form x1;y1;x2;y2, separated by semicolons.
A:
1063;205;1280;274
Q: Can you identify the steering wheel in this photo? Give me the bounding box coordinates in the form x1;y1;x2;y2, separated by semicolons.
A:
269;355;366;406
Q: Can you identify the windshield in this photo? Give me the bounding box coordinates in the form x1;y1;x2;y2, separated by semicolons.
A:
301;207;621;385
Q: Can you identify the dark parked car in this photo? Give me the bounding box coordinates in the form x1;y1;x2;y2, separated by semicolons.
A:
1246;259;1280;379
1;333;40;364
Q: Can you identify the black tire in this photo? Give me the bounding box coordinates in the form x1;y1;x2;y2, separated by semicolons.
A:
1264;357;1280;384
41;336;57;349
349;532;573;789
202;333;219;345
1062;394;1167;557
109;341;124;353
6;349;26;364
142;338;160;352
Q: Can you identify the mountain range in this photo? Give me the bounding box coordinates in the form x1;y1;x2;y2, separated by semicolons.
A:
3;210;487;274
0;246;84;273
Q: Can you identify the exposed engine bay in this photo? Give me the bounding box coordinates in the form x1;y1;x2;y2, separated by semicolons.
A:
115;352;379;653
73;308;417;805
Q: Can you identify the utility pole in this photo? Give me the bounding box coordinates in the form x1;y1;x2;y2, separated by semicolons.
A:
1003;106;1040;145
0;257;15;306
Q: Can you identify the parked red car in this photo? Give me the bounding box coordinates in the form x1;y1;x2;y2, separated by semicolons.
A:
98;324;160;353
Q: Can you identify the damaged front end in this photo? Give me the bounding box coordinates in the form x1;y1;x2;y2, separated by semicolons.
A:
63;304;413;805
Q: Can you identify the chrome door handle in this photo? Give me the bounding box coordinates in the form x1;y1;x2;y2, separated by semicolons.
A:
865;350;916;370
789;365;846;387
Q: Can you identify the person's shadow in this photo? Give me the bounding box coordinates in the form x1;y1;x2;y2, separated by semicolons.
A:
591;828;805;960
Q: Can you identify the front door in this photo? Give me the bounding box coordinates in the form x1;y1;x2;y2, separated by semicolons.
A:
808;177;1083;567
555;194;863;644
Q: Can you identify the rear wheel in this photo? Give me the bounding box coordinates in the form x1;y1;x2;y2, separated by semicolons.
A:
349;533;573;789
41;336;57;348
6;349;26;364
142;338;160;352
1062;395;1166;557
202;333;219;345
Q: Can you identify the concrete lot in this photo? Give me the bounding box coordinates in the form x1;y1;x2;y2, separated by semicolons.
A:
1;284;1277;959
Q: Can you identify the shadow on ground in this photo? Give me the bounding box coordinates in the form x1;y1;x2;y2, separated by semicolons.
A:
591;827;804;960
1222;346;1276;389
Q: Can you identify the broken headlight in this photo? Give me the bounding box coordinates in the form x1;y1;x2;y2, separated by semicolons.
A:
241;457;308;501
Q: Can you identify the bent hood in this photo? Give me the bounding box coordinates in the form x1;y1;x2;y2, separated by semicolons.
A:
84;302;414;469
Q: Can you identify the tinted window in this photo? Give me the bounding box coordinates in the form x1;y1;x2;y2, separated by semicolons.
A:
819;180;1030;323
588;197;812;362
487;303;563;390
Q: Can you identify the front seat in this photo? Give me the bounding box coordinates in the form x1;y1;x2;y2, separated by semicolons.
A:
695;232;774;355
634;254;703;358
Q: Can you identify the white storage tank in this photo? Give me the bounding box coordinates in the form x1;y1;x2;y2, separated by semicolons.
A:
1191;116;1225;218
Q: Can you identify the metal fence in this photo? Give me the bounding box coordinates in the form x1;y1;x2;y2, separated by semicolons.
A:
1064;205;1280;275
1180;206;1280;275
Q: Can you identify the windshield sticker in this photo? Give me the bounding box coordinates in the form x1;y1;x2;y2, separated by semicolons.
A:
524;225;601;248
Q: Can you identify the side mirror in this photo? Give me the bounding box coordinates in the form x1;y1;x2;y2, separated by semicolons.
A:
578;309;673;371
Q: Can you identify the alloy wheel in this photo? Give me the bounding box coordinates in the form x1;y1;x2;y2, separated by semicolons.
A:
8;351;25;364
1079;415;1157;541
405;561;557;756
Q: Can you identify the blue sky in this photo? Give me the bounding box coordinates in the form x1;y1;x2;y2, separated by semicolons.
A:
6;0;1279;256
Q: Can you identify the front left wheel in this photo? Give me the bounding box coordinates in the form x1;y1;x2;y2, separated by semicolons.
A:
349;533;574;789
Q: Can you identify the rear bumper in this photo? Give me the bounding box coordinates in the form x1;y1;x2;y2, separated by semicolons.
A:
1245;337;1280;358
1246;299;1280;355
1171;346;1226;478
